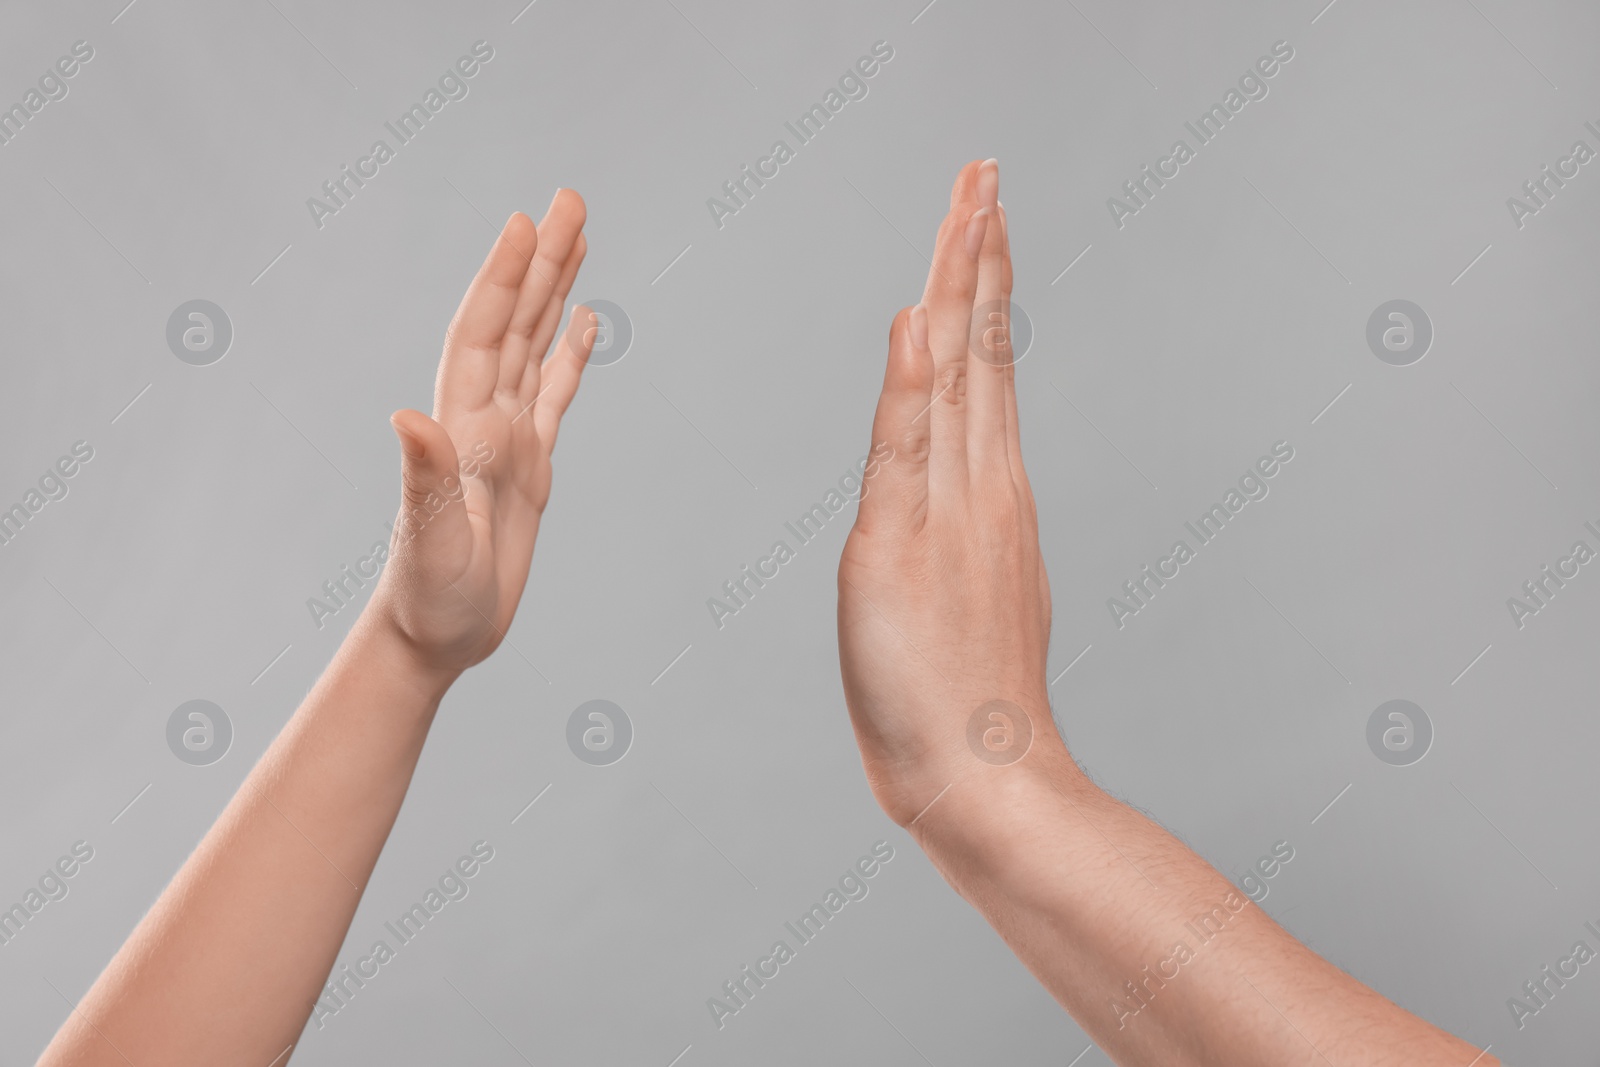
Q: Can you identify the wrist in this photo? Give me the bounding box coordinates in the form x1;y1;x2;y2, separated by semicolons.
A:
346;605;462;707
904;733;1101;885
869;688;1076;825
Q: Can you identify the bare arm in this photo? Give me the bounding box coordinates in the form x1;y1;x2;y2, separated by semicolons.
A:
41;193;594;1067
910;752;1483;1063
835;159;1490;1066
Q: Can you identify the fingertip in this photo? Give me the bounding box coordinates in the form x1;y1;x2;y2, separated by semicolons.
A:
391;407;428;431
497;212;538;265
888;305;932;393
504;211;537;241
548;187;588;229
950;160;981;207
568;303;597;361
888;304;910;342
977;158;999;209
390;409;432;458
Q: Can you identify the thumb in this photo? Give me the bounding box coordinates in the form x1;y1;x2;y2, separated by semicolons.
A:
390;410;469;548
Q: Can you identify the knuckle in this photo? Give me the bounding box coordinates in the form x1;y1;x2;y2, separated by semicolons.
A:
897;428;931;467
896;431;934;470
933;362;968;406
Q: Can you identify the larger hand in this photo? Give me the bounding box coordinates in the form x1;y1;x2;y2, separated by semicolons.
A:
837;160;1060;826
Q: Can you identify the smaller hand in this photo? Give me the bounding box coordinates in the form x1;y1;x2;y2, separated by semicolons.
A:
838;161;1058;826
369;191;595;679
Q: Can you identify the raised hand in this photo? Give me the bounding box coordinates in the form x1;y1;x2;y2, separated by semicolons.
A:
37;193;598;1067
375;190;594;678
837;159;1061;826
835;163;1495;1067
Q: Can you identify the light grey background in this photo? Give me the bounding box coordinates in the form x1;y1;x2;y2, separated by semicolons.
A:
2;0;1596;1062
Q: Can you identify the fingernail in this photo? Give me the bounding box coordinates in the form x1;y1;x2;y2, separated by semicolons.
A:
393;422;424;459
964;208;992;259
909;304;929;350
977;158;999;209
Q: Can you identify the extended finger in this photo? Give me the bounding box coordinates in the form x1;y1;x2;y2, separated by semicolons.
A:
532;304;599;453
967;159;1012;477
920;161;988;496
997;204;1032;501
856;305;934;535
498;189;586;399
518;231;588;409
437;213;539;415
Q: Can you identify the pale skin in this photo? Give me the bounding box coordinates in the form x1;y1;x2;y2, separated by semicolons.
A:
38;190;596;1067
835;159;1497;1066
39;170;1493;1067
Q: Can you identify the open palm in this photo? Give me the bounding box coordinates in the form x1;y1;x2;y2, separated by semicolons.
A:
373;191;595;677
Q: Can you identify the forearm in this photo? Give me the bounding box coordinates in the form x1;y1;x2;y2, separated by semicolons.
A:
840;161;1489;1065
37;200;591;1067
908;737;1491;1067
41;612;456;1067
